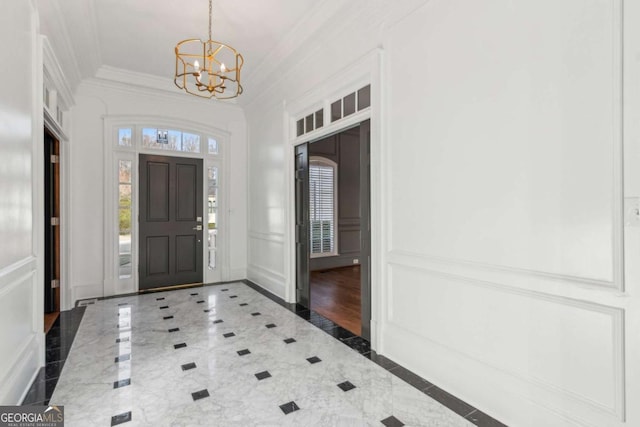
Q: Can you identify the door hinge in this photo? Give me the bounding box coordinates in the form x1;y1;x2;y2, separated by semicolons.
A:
50;217;60;226
51;279;60;289
50;155;59;164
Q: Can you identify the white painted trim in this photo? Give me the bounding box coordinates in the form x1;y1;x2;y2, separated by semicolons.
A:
248;231;285;244
103;116;230;297
282;49;383;348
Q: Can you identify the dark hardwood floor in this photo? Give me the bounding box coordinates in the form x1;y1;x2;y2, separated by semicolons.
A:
310;265;361;336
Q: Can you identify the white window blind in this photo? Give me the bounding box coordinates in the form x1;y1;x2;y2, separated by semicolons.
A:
309;160;336;256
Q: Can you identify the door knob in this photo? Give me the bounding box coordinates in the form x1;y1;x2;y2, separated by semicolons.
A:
193;225;203;231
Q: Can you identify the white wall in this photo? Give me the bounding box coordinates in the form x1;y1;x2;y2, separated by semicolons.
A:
68;79;247;304
0;0;44;404
245;1;640;426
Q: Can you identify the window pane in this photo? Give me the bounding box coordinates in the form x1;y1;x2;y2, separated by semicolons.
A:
119;160;132;183
358;85;371;110
118;160;133;279
207;166;218;270
182;132;201;153
142;128;159;148
296;119;304;136
315;110;323;129
331;100;342;122
309;161;335;255
305;114;314;133
167;130;181;150
118;128;132;146
343;92;356;117
208;138;218;154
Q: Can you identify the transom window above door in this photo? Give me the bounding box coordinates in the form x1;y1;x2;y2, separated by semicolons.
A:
116;125;221;157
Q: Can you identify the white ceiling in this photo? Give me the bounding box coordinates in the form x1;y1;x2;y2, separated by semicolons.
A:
37;0;339;98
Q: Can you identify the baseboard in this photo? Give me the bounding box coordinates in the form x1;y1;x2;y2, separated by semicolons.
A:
0;334;40;405
247;264;286;299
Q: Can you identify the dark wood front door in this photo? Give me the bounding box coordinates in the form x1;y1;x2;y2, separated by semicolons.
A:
294;143;310;306
139;154;203;290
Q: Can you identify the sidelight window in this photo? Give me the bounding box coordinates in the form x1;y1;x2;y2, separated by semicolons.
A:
309;158;337;257
118;160;132;278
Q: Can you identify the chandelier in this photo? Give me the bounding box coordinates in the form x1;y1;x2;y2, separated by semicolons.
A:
174;0;244;99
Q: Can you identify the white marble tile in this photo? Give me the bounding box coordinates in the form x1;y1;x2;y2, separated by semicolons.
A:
50;282;474;427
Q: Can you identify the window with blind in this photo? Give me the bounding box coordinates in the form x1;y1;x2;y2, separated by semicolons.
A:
309;157;337;257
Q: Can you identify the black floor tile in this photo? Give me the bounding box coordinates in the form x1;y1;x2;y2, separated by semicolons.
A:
190;293;198;296
174;343;187;349
113;378;131;389
337;381;356;392
229;295;238;299
465;410;508;427
156;297;165;301
279;401;300;415
308;312;337;331
341;336;371;354
306;356;322;364
251;312;261;316
381;415;405;427
159;306;169;309
255;371;271;380
265;324;277;329
21;376;57;404
197;300;205;304
181;362;197;371
111;411;132;426
168;328;180;333
203;309;210;313
424;386;476;417
118;302;128;306
240;303;248;306
221;289;229;291
237;349;251;356
367;352;400;371
163;316;174;320
389;365;433;391
44;361;65;380
223;332;235;338
213;319;223;324
323;325;357;341
116;337;129;343
191;389;210;401
45;346;70;363
284;338;296;344
295;310;312;321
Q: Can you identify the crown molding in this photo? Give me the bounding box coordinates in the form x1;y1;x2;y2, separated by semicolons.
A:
83;66;243;111
39;0;83;91
42;37;75;108
240;0;354;106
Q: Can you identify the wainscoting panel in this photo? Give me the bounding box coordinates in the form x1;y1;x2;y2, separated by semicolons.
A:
247;232;286;298
386;262;625;423
0;258;41;404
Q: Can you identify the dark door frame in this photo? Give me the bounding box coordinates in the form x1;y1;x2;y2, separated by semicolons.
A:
294;120;372;340
44;128;61;329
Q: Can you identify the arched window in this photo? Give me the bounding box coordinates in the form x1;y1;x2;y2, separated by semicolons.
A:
309;157;337;257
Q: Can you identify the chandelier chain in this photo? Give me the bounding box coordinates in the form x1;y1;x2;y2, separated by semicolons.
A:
208;0;213;41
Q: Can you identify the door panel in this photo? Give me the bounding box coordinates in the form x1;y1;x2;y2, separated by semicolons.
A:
176;164;197;220
44;130;60;314
295;143;310;307
360;120;372;340
139;154;203;290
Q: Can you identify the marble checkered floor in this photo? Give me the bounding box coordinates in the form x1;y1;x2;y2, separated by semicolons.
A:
50;282;476;426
